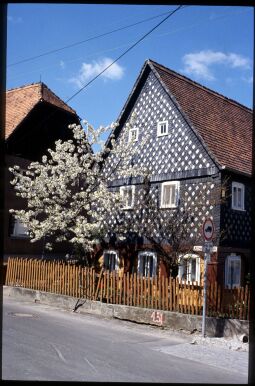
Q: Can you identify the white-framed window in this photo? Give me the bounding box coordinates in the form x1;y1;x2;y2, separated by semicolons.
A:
178;254;201;284
103;250;119;272
11;217;29;238
160;181;180;208
128;127;139;142
232;182;245;211
138;251;157;277
120;185;135;209
225;254;241;288
157;121;168;137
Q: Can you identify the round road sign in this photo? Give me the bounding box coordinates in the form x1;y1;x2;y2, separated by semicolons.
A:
202;218;214;241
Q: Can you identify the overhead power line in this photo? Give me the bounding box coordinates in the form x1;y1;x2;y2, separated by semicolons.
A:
8;8;182;68
65;5;184;104
6;5;186;152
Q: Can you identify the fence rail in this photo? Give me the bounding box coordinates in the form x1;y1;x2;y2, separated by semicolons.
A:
5;257;250;320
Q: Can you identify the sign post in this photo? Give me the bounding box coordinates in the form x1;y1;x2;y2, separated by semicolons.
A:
201;218;214;338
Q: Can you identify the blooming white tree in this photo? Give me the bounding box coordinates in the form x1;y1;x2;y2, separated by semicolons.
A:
9;116;145;263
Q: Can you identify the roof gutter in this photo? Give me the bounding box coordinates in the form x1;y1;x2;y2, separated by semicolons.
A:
220;165;252;178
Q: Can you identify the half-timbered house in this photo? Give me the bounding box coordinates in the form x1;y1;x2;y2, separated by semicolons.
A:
100;59;252;288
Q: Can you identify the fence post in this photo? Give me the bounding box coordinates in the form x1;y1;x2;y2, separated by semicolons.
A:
133;273;136;306
5;258;11;285
106;270;109;304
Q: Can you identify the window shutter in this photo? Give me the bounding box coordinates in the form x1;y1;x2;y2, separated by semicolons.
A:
175;183;180;206
137;255;141;275
127;188;133;207
237;188;242;208
163;185;171;206
170;184;176;206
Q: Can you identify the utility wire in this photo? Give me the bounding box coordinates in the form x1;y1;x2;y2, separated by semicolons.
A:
65;5;184;104
6;5;185;151
8;8;182;67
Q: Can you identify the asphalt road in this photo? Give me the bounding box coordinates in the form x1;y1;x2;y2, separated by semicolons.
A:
2;296;248;383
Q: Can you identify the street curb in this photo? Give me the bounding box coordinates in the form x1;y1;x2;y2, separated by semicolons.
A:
3;285;249;339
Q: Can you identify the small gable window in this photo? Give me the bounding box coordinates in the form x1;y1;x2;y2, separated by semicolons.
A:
160;181;180;208
157;121;168;137
103;250;119;272
128;127;139;142
120;185;135;209
232;182;245;211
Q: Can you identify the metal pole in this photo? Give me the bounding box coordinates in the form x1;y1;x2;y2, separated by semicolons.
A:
202;253;209;337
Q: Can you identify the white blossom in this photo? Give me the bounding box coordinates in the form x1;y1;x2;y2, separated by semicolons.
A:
9;119;146;256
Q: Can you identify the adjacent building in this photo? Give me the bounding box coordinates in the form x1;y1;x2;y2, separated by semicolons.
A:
4;82;80;261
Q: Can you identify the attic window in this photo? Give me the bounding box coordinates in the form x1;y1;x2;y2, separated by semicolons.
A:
157;121;168;137
129;127;139;142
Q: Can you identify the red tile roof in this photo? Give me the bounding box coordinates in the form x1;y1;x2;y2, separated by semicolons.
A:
5;82;77;139
149;60;253;176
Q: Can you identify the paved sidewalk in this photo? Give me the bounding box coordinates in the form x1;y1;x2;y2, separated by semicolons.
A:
155;342;248;377
152;331;248;378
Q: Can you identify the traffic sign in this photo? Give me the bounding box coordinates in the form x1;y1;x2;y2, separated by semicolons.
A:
202;218;214;241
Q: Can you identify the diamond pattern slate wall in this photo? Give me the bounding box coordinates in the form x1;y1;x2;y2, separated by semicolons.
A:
102;69;222;244
220;175;252;247
103;71;217;181
104;72;225;244
106;177;220;244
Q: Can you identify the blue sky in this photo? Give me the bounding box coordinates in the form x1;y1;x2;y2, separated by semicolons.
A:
7;4;253;130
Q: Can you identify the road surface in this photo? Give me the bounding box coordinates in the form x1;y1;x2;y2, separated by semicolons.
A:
2;296;248;383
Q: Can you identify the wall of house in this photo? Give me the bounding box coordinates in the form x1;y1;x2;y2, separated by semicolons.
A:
4;101;80;261
220;170;252;249
213;170;252;287
6;103;79;162
101;69;223;280
4;155;43;260
4;155;71;261
103;70;218;181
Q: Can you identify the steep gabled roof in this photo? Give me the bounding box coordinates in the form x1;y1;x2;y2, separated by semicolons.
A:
149;60;253;176
111;59;253;176
5;82;77;139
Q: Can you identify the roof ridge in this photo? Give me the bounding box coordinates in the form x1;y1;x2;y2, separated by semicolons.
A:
6;82;41;93
40;83;77;114
148;59;253;113
7;81;77;115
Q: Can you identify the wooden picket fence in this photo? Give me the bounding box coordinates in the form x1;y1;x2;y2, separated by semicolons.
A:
5;257;250;320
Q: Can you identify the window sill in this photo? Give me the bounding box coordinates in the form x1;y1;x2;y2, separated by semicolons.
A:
225;285;240;289
157;133;168;138
160;205;178;209
231;207;246;212
10;235;30;240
